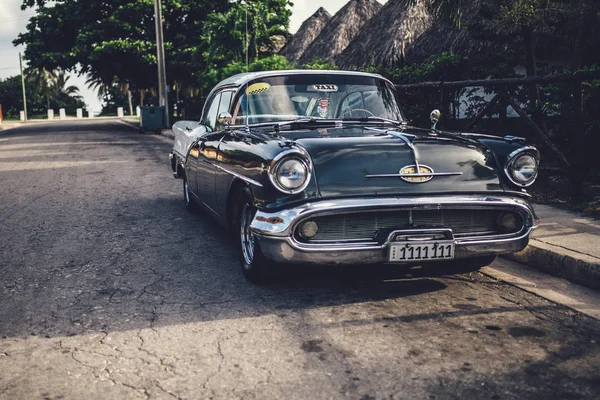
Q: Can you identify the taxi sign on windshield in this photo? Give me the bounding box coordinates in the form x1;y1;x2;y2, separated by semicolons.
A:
309;84;338;92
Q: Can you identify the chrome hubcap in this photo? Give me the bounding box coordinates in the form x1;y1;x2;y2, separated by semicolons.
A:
240;202;255;268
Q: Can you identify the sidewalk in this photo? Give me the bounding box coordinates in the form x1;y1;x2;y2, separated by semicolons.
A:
0;121;24;132
508;204;600;290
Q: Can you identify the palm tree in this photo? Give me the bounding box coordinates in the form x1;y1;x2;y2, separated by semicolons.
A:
85;74;111;101
52;71;83;100
26;67;57;110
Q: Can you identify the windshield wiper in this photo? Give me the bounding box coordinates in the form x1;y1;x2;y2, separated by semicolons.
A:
341;116;402;126
272;117;333;131
282;117;326;125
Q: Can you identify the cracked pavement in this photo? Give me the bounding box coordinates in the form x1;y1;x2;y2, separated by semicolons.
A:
1;120;599;399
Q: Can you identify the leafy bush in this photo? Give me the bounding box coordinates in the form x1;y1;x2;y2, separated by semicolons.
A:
299;59;338;70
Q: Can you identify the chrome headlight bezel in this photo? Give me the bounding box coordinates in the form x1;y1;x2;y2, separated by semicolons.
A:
268;149;313;194
504;146;540;187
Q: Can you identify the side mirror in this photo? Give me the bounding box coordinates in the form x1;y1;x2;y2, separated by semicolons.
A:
217;112;232;127
430;109;441;129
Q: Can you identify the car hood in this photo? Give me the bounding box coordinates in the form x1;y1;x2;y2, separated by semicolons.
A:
286;126;502;198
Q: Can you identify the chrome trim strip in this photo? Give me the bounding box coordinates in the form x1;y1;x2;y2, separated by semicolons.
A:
363;127;427;175
504;135;526;144
363;126;416;139
365;172;463;178
268;228;534;252
250;195;538;238
286;227;530;252
214;164;263;188
390;130;415;150
306;229;522;246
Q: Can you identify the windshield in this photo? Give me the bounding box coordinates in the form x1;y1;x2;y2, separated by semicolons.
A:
231;74;404;125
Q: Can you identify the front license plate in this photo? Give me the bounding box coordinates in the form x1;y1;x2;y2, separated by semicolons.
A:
388;241;455;262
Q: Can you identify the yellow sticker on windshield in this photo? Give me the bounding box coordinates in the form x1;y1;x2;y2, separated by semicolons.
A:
246;82;270;95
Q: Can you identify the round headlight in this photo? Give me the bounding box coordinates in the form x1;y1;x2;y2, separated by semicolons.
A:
269;152;312;194
505;148;539;187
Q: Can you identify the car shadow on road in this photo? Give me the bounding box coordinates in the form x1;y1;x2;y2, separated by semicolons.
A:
0;189;464;339
3;189;587;341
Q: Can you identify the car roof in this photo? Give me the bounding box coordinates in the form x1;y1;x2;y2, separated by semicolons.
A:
212;69;390;92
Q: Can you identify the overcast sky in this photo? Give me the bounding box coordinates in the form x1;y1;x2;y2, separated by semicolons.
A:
0;0;385;113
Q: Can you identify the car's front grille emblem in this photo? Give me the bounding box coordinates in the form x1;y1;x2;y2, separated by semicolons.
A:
399;164;434;183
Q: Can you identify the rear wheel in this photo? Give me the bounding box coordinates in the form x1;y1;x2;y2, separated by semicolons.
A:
237;188;273;284
183;176;200;213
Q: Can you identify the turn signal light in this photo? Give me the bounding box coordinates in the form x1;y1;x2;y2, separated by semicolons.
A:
498;213;518;231
299;221;319;239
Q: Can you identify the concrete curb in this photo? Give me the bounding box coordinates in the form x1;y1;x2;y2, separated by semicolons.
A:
116;119;141;132
504;239;600;291
117;119;175;140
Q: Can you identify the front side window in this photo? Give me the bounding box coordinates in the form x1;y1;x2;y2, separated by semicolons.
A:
232;74;404;125
203;93;221;131
203;90;235;131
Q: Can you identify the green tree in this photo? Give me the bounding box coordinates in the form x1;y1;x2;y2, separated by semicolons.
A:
98;83;134;116
0;73;85;118
14;0;292;100
14;0;231;93
301;59;338;70
203;55;292;89
0;76;28;119
202;0;293;71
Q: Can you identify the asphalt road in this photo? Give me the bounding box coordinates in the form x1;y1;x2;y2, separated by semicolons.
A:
1;120;599;399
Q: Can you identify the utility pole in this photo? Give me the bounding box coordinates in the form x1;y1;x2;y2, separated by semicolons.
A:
153;0;169;127
19;53;28;121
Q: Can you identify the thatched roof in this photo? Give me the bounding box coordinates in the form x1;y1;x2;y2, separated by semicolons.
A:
297;0;382;65
336;0;432;69
403;0;517;65
279;7;332;63
403;0;598;66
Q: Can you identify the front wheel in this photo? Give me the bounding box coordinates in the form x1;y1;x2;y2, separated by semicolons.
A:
237;188;273;284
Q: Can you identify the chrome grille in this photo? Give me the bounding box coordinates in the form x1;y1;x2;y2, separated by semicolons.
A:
298;209;522;243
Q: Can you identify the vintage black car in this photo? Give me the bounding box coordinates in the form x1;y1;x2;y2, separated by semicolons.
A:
169;70;539;283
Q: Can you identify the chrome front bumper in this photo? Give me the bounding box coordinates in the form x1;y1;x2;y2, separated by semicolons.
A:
250;195;538;265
